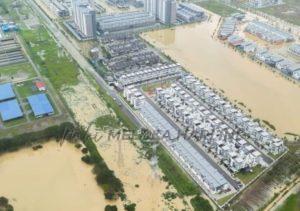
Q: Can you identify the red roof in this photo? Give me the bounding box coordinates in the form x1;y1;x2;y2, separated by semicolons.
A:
35;82;46;89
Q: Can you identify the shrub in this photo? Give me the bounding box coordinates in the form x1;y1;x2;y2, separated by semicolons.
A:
124;203;136;211
81;155;93;164
190;195;213;211
105;205;118;211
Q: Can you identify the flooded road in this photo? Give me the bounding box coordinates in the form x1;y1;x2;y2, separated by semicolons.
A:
141;16;300;137
0;142;113;211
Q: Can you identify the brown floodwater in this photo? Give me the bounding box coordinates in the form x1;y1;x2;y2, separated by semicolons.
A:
0;142;116;211
141;16;300;137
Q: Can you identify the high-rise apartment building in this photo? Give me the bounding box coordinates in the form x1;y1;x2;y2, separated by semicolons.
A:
72;0;96;38
144;0;176;24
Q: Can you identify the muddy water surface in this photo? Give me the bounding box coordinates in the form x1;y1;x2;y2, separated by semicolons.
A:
0;142;113;211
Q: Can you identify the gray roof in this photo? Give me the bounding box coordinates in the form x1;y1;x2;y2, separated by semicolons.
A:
139;101;228;190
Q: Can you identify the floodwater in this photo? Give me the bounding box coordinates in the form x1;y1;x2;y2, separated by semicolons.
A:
0;142;113;211
141;16;300;137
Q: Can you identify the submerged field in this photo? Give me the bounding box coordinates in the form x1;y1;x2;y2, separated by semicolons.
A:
141;16;300;137
0;141;110;211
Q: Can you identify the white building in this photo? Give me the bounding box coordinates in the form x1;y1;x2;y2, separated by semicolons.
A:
72;0;96;38
144;0;177;24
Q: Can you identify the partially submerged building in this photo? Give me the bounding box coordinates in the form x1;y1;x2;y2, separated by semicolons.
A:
289;44;300;57
218;18;237;40
245;21;294;43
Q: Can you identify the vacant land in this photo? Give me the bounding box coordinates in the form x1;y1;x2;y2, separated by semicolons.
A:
232;143;300;210
0;63;36;82
20;27;79;90
259;0;300;26
196;0;241;17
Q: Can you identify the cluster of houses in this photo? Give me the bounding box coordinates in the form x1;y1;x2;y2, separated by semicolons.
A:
179;75;285;156
255;48;300;80
228;35;258;54
226;34;300;81
117;63;182;87
218;13;245;40
155;84;264;173
245;21;294;44
123;85;145;109
103;37;147;57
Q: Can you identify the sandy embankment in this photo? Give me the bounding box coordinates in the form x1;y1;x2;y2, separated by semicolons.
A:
62;78;189;210
0;141;109;211
141;15;300;137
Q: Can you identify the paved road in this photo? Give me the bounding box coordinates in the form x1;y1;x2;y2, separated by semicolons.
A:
25;0;144;129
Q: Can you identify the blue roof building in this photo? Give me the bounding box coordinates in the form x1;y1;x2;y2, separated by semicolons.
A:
0;83;15;102
0;99;23;121
27;94;54;117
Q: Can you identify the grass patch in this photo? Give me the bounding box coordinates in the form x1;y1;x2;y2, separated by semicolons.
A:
277;191;300;211
217;193;234;206
95;114;120;129
0;62;36;80
97;87;137;131
262;119;276;130
15;80;40;98
197;0;241;17
235;166;264;184
20;27;79;90
157;146;200;196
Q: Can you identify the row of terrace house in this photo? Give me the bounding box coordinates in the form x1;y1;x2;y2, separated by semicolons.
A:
255;47;300;80
155;85;264;173
225;34;300;81
179;75;285;155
